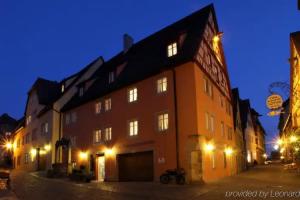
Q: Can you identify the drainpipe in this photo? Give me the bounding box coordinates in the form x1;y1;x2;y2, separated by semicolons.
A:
172;69;180;169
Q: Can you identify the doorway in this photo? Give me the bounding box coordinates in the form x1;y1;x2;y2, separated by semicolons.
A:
190;150;203;182
97;156;105;181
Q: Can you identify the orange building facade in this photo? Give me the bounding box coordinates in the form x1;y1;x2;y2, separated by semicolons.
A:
61;5;238;183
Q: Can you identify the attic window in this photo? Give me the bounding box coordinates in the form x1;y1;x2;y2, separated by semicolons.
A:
79;87;84;96
61;84;65;93
167;42;177;57
109;71;115;84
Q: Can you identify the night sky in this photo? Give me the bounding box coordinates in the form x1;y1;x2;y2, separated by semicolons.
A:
0;1;299;152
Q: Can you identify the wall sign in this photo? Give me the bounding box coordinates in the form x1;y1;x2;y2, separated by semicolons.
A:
266;94;283;110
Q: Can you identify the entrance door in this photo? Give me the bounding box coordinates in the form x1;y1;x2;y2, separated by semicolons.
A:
190;150;202;182
97;156;105;181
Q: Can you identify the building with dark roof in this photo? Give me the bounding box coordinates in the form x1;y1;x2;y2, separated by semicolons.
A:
237;97;266;166
0;113;18;137
13;57;104;171
58;4;239;183
231;88;247;172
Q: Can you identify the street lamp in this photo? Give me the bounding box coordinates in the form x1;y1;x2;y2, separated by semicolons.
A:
5;142;13;150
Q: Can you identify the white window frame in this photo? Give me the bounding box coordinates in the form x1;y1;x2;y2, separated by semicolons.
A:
104;98;111;111
205;112;210;130
129;120;138;136
26;115;32;125
167;42;177;57
94;130;101;143
95;101;101;114
128;88;138;103
204;77;213;98
105;127;112;141
157;77;168;93
158;113;169;132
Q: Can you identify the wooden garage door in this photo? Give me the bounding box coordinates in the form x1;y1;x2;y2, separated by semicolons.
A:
117;151;154;181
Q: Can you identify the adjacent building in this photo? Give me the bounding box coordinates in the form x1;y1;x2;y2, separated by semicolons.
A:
13;57;104;171
290;31;300;135
277;99;292;161
0;113;18;166
0;113;18;138
232;88;266;168
231;88;247;172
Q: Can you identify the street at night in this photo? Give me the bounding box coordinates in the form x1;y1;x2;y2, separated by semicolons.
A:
3;164;300;200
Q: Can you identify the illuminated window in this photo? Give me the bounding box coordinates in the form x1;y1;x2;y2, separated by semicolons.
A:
128;88;138;102
129;120;138;136
41;123;48;134
204;78;213;98
167;42;177;57
94;130;101;143
157;77;167;93
26;115;32;125
61;84;65;93
205;112;214;133
247;151;252;163
104;127;112;141
104;98;111;111
158;113;169;132
109;72;115;83
95;101;101;114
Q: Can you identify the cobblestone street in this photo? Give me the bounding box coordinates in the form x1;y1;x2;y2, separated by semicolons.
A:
4;164;300;200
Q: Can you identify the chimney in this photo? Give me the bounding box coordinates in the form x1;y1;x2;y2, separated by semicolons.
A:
298;0;300;10
123;34;134;53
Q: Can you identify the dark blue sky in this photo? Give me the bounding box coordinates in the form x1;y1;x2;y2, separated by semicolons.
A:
0;0;299;151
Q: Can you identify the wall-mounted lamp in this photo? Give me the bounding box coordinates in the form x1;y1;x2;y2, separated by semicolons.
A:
79;151;88;160
204;143;215;152
225;147;233;155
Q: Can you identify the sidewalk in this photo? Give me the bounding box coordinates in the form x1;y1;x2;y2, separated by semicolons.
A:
0;190;18;200
31;171;210;199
